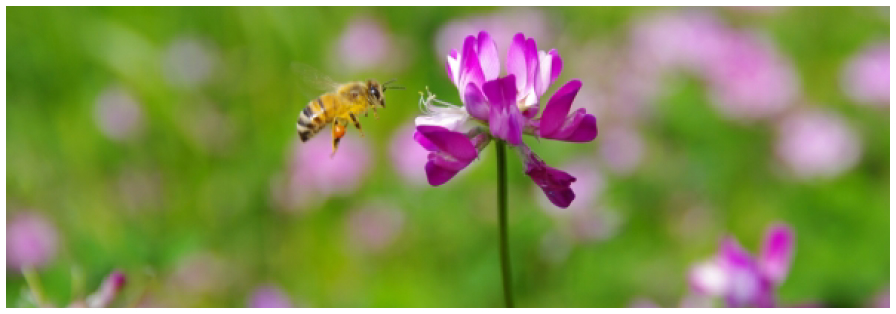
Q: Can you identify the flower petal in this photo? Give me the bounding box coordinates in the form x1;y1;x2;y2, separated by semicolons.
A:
458;35;485;97
518;145;577;208
483;75;523;145
416;125;478;162
689;259;728;297
425;161;460;186
446;48;460;84
540;109;598;142
535;49;563;96
721;237;754;269
463;83;489;121
759;223;795;285
506;33;538;96
539;80;582;135
414;110;467;131
413;131;437;151
477;31;500;81
719;237;767;308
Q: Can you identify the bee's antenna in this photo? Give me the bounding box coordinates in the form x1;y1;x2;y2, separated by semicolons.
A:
382;79;404;91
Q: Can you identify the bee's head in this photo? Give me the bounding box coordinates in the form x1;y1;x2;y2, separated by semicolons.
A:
368;79;403;108
366;80;385;108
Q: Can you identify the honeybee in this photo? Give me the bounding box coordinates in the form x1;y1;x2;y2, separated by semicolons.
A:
293;64;403;157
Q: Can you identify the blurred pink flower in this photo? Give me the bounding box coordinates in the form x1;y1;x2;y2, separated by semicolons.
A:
163;36;218;89
598;125;645;175
94;86;144;142
705;31;800;122
629;10;801;122
390;123;430;186
334;17;399;73
629;10;729;74
345;201;405;253
841;42;889;107
6;212;58;270
273;135;371;212
248;285;292;308
435;7;551;64
774;109;862;180
689;223;795;307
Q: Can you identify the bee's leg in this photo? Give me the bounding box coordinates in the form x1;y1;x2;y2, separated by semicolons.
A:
372;107;379;120
349;113;363;137
330;120;346;158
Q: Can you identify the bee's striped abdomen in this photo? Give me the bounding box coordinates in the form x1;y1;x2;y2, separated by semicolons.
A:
296;98;327;142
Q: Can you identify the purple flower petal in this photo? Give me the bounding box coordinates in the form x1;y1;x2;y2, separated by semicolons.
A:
413;131;437;151
416;125;478;162
483;75;523;145
527;163;576;208
463;83;489;121
559;112;598;142
759;223;795;285
721;237;754;269
535;80;598;143
719;237;770;308
425;161;461;186
538;80;582;135
458;35;485;97
416;125;479;186
548;49;563;87
477;31;500;81
535;49;563;96
446;48;460;84
506;33;538;98
518;145;577;208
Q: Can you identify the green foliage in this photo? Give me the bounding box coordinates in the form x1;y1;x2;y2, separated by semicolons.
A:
6;7;889;307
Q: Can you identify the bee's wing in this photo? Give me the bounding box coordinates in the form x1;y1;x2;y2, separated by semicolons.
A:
290;62;342;92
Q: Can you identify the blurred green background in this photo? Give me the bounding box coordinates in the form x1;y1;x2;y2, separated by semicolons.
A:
6;6;889;307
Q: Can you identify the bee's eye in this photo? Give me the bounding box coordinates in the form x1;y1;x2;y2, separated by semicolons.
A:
370;87;381;99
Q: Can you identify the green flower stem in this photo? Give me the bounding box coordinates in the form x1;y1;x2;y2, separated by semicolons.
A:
496;140;514;308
